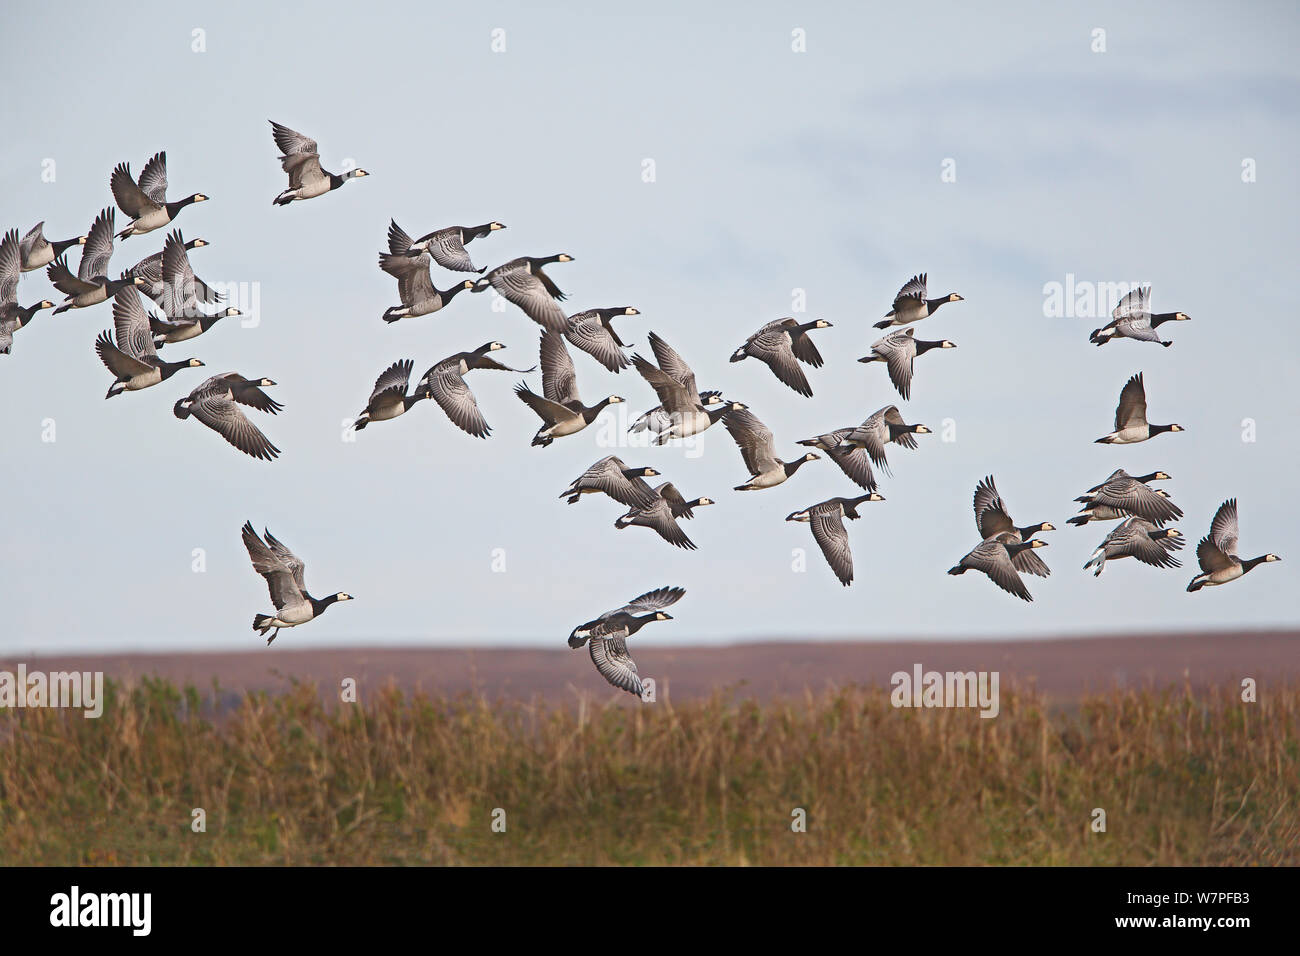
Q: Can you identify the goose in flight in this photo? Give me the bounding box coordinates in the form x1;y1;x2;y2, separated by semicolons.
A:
858;327;955;400
560;455;660;508
47;209;144;313
1090;286;1189;347
111;151;208;238
352;359;425;430
568;586;685;697
874;273;963;329
1073;469;1181;526
1187;499;1280;592
723;408;820;490
418;342;532;438
1095;372;1184;444
18;221;86;273
398;220;505;272
242;522;353;644
563;307;639;372
269;121;368;205
972;475;1054;578
836;405;930;478
615;482;714;551
515;330;623;446
0;229;55;355
631;332;737;442
787;493;886;586
379;221;475;322
474;255;573;332
147;231;241;345
174;373;282;461
95;286;203;398
948;533;1049;602
729;317;833;397
130;234;216;306
797;429;880;492
1083;517;1183;577
630;390;726;439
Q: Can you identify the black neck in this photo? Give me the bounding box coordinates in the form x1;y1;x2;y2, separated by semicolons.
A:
1241;555;1272;573
1150;312;1180;327
625;614;660;636
166;196;199;216
52;237;81;256
311;593;341;615
916;340;944;354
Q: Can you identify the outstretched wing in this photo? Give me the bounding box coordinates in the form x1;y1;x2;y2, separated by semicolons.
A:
589;635;643;696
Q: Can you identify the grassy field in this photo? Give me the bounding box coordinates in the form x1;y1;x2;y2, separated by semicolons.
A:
1;677;1295;865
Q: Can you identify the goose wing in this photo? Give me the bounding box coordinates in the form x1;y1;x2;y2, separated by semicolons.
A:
95;330;153;378
1114;314;1161;342
491;263;567;332
964;540;1032;601
426;364;491;438
1096;478;1183;525
723;408;779;476
748;329;811;396
1112;286;1150;320
539;330;580;406
1114;372;1148;430
848;409;891;469
368;359;413;406
809;505;854;585
631;354;694;412
190;393;280;461
566;312;629;372
647;332;699;395
19;221;45;258
161;230;200;316
872;329;918;399
655;482;695;519
386;220;414;256
635;499;697;549
514;383;571;424
827;444;878;492
619;586;685;615
974;476;1015;539
270;121;318;157
423;228;479;272
1196;537;1235;574
880;404;919;450
111;161;161;219
138;151;169;205
78;209;116;281
112;286;158;362
789;325;826;368
242;522;305;610
589;635;643;696
1118;519;1184;569
1208;498;1240;557
262;529;308;593
282;151;327;189
0;230;20;305
892;273;927;309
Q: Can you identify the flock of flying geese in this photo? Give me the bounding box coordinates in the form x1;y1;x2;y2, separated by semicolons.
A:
2;123;1281;697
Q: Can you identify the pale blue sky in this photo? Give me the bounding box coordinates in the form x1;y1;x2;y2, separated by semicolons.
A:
1;1;1296;653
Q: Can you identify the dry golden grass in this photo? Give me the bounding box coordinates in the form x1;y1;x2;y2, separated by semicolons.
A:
0;677;1295;865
